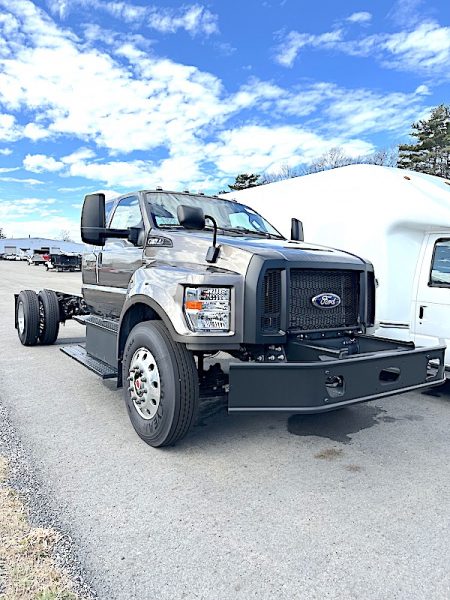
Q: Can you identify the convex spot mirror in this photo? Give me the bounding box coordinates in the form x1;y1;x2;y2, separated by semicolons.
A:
291;217;304;242
177;205;205;230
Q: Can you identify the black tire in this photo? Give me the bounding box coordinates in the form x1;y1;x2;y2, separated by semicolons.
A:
17;290;40;346
38;289;60;345
122;321;199;447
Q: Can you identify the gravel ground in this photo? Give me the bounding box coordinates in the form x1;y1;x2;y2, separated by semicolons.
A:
0;261;449;600
0;403;96;599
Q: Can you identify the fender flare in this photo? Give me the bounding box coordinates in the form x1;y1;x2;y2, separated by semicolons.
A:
118;294;181;356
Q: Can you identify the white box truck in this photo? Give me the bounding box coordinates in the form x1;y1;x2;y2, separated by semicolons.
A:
223;164;450;371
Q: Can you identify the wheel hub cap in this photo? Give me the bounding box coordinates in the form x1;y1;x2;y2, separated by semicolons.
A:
128;347;161;420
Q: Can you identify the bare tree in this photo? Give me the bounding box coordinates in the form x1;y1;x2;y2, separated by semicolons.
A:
305;147;358;174
365;147;398;167
261;163;302;184
227;145;400;191
0;227;6;239
59;229;73;242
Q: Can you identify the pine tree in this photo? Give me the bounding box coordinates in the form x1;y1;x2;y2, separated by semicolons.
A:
398;105;450;178
228;173;261;190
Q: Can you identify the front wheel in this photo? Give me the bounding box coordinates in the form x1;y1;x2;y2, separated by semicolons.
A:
122;321;199;447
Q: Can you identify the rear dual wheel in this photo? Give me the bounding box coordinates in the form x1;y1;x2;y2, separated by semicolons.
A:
17;290;40;346
17;289;60;346
38;289;60;345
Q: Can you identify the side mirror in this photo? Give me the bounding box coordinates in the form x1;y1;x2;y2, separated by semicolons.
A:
177;205;205;230
81;193;106;246
291;217;304;242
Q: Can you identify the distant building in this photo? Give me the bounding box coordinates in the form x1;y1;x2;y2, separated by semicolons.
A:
0;237;86;256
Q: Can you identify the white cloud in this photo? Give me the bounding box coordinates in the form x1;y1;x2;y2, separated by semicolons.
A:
379;22;450;72
0;0;435;197
3;215;81;241
316;85;431;137
146;4;219;36
205;125;374;175
346;12;372;24
67;159;154;188
61;148;96;164
0;113;22;141
274;29;343;67
49;0;219;36
23;122;50;141
273;20;450;75
0;194;80;239
388;0;425;27
0;1;227;154
0;176;43;184
47;0;71;20
0;166;19;172
58;185;90;192
227;80;430;139
0;148;13;155
23;153;64;172
0;197;56;218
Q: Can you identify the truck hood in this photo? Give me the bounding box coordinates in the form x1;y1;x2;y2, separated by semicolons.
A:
146;230;368;279
214;233;364;263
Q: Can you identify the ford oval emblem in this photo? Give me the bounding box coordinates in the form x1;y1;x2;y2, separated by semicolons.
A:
311;293;341;309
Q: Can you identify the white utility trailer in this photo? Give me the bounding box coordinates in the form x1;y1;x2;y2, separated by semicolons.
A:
224;164;450;371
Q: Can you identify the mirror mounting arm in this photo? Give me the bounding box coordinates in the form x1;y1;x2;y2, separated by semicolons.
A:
105;228;130;239
205;214;220;263
205;214;218;247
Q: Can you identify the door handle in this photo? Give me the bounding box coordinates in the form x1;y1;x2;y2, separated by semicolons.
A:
419;305;426;319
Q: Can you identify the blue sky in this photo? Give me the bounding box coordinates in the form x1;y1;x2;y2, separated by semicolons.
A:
0;0;450;240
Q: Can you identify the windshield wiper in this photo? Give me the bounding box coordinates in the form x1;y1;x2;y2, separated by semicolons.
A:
157;224;283;239
218;226;284;239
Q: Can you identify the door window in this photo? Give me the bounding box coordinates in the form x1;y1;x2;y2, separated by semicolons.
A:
429;239;450;287
109;196;142;229
105;199;116;225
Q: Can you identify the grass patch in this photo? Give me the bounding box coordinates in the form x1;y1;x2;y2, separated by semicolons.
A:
0;456;85;600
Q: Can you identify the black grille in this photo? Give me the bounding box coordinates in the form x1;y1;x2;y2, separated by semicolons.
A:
289;269;360;331
261;269;282;332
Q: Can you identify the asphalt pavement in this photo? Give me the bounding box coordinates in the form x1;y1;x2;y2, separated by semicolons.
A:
0;261;449;599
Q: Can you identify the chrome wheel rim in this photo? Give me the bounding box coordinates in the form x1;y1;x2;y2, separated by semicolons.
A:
17;301;25;334
128;347;161;420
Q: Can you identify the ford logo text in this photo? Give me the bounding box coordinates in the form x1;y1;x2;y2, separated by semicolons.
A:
311;293;341;309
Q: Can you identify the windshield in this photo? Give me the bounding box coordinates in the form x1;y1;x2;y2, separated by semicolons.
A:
145;191;284;238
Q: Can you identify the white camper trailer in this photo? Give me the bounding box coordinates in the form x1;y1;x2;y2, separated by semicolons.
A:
224;164;450;370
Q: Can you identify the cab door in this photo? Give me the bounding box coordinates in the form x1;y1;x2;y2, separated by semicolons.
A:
97;195;145;317
413;234;450;366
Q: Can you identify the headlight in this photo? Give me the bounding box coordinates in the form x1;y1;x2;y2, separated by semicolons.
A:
184;287;231;332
